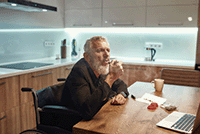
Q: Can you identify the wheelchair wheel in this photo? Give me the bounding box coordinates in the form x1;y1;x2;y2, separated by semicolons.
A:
20;129;47;134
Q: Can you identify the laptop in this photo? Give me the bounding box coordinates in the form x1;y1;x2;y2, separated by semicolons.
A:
156;103;200;133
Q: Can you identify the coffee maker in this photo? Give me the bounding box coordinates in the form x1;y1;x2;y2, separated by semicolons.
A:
144;47;156;61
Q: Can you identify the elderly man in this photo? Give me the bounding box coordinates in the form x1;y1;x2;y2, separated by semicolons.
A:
61;36;129;121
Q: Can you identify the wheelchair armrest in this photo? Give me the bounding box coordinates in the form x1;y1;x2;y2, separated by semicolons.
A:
57;78;66;82
41;105;80;116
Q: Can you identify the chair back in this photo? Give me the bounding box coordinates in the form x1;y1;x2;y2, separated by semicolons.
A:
161;68;200;87
37;82;64;108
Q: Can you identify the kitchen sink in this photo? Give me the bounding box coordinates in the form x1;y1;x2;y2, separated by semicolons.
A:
0;62;53;70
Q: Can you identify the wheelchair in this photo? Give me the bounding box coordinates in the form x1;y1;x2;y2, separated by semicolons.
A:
20;78;82;134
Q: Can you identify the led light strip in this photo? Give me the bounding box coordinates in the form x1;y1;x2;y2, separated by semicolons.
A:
0;28;65;32
64;27;198;34
0;27;198;34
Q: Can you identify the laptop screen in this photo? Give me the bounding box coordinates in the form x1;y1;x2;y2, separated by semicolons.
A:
192;103;200;133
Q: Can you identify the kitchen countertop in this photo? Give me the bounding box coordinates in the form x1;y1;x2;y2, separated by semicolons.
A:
116;57;195;68
0;57;78;79
0;57;195;79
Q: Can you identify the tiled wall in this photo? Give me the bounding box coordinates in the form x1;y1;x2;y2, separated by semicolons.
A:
0;28;198;64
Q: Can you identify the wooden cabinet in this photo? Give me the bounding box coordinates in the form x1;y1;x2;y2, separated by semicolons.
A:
119;64;129;86
0;76;21;134
20;102;35;132
0;112;6;134
19;69;54;131
5;106;21;134
19;64;74;132
121;65;162;87
0;64;74;133
0;108;21;134
20;69;54;104
0;80;6;113
53;65;73;84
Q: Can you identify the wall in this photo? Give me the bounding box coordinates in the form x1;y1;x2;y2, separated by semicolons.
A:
0;28;198;64
67;28;198;61
0;29;69;63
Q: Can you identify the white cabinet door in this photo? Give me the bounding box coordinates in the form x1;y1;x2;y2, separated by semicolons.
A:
65;9;102;27
103;7;146;27
65;0;101;9
146;5;198;27
147;0;198;6
103;0;146;8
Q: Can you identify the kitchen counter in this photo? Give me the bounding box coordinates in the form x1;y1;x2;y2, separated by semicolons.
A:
0;57;195;79
0;57;79;79
116;57;195;68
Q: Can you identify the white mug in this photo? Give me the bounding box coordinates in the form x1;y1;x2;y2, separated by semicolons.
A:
151;79;164;92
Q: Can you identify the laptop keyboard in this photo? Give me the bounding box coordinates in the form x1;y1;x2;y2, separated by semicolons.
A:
171;114;196;132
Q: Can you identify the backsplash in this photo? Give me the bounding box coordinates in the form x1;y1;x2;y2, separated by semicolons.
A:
68;28;198;61
0;29;68;63
0;28;198;64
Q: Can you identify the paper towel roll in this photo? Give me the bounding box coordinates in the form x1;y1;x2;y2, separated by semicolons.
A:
66;45;71;59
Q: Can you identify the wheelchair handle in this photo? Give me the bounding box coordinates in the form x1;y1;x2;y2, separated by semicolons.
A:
21;87;33;92
57;78;66;81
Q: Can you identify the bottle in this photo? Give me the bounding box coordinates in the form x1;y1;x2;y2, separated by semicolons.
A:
71;39;77;57
61;39;66;59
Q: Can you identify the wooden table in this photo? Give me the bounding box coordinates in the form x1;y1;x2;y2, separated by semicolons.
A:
73;82;200;134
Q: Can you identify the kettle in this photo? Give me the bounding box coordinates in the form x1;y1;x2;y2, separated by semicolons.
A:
144;48;156;61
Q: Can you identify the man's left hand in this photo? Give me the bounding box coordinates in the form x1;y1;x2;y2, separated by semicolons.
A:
111;94;126;105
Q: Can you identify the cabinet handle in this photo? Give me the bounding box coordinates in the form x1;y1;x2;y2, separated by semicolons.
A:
158;22;183;26
0;82;6;85
73;24;92;27
32;72;53;78
112;23;134;26
66;67;73;70
0;115;7;120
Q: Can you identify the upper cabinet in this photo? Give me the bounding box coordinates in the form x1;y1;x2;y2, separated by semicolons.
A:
0;0;65;29
1;0;198;28
103;0;146;8
65;0;199;27
146;0;198;27
102;0;146;27
147;0;198;6
65;9;102;27
64;0;102;27
102;7;146;27
65;0;102;10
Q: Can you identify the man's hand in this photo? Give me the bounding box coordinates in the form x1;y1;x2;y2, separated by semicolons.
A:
111;94;126;105
109;59;124;79
105;60;124;87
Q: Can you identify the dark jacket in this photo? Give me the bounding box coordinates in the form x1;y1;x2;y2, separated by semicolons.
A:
61;58;129;120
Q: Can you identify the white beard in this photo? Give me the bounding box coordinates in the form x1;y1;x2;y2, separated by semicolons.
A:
91;59;109;75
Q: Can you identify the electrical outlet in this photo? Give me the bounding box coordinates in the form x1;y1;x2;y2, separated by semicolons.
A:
145;42;163;49
44;41;55;47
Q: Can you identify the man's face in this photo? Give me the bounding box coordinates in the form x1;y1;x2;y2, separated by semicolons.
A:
89;40;110;75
